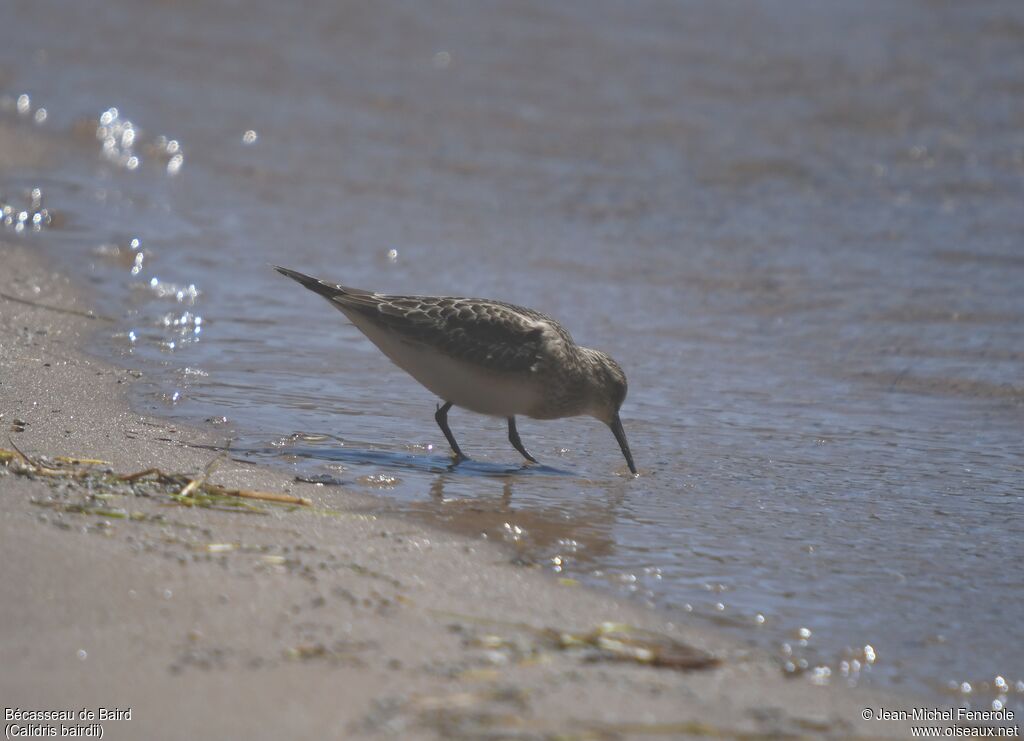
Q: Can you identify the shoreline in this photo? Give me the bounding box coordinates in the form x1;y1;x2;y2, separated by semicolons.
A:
0;242;937;739
3;0;1024;727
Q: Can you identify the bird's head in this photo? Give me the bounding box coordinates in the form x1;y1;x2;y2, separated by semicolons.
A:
581;348;637;475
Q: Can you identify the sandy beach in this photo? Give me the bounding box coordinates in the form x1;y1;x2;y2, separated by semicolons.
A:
0;242;933;739
4;0;1022;732
5;0;1024;707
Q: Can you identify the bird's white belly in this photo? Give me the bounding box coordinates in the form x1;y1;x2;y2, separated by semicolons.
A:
342;309;541;417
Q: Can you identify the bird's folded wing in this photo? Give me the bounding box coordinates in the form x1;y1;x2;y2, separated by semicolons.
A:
334;293;552;373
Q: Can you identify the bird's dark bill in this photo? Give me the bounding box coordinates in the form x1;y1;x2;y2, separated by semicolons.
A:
610;414;637;475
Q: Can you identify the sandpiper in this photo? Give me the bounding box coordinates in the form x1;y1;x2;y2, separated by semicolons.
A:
274;266;637;474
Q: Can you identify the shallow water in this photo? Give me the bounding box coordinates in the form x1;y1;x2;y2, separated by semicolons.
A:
3;0;1023;705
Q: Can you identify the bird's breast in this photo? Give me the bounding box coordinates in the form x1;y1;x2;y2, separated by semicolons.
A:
342;308;544;417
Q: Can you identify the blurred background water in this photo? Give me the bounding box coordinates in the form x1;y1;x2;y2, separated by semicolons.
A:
2;0;1023;706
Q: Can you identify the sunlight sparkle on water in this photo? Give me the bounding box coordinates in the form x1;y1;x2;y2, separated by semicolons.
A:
1;189;52;233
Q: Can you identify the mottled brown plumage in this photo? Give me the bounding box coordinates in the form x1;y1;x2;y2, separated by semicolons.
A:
274;266;636;474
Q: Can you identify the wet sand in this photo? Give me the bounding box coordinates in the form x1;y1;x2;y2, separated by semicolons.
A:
4;0;1024;700
0;249;936;738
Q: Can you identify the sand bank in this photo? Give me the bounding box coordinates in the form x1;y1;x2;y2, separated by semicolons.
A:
5;71;949;733
0;242;945;740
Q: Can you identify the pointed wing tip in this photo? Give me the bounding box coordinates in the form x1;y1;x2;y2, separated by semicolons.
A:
272;265;337;296
273;265;304;280
273;266;376;303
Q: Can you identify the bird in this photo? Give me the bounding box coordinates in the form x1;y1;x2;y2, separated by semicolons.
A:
273;266;637;475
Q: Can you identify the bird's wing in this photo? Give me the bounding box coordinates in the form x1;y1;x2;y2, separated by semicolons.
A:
273;266;567;373
339;293;562;374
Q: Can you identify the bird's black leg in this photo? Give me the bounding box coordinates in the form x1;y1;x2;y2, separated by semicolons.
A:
435;402;467;461
507;416;538;464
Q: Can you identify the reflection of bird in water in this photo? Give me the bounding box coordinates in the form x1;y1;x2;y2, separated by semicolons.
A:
420;474;627;572
275;266;637;475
